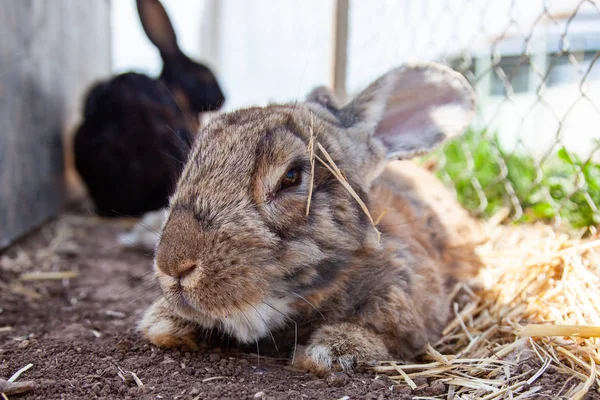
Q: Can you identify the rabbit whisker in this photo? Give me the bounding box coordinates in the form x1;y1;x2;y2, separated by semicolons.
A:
108;239;157;259
244;301;281;359
132;292;163;319
291;291;325;321
103;241;132;255
255;338;261;367
160;149;187;167
107;274;157;304
109;210;164;240
165;125;192;153
127;287;159;307
133;268;157;279
264;300;298;366
157;80;196;133
205;326;214;344
235;306;261;367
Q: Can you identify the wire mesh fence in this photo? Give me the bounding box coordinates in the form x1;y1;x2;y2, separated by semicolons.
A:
346;0;600;230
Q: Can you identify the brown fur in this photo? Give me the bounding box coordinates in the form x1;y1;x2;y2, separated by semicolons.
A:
138;63;482;375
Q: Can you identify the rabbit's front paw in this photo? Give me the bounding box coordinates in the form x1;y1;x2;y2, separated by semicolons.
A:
295;323;389;376
138;297;198;350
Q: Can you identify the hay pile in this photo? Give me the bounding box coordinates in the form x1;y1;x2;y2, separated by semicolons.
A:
373;222;600;399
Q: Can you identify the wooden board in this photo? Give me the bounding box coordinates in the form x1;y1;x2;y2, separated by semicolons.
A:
0;0;111;248
331;0;349;103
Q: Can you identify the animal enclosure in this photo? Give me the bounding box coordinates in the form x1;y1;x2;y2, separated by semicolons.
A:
192;0;600;231
116;0;600;228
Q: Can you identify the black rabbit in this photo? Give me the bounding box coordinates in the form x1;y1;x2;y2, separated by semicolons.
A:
74;0;225;217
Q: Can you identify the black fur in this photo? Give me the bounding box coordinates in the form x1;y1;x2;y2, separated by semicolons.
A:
75;73;193;216
74;0;225;217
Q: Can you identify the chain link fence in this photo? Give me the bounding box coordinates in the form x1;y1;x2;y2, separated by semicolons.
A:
346;0;600;230
202;0;599;230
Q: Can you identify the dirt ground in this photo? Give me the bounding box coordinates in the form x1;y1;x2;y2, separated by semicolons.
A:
0;206;595;399
0;206;411;400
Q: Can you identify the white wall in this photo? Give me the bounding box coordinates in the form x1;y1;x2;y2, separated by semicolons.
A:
111;0;600;159
111;0;207;77
215;0;334;110
111;0;334;111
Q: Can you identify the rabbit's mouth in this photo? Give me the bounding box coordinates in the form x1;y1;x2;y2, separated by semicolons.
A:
216;296;295;343
165;284;295;343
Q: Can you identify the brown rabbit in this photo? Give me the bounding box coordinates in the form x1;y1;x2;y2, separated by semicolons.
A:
138;63;482;375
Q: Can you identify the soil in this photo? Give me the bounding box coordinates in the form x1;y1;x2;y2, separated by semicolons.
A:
0;206;595;399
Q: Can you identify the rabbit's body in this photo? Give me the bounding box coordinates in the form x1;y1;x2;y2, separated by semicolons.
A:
75;0;224;217
75;73;193;216
139;64;482;374
372;161;483;284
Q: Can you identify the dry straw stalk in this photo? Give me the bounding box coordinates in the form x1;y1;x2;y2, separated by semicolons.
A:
372;223;600;398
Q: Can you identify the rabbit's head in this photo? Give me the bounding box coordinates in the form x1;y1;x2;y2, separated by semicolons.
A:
152;63;475;343
136;0;225;114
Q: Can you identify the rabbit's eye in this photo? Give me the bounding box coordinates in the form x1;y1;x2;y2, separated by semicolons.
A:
279;167;302;192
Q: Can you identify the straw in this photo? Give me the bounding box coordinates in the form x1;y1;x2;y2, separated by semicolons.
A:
371;223;600;398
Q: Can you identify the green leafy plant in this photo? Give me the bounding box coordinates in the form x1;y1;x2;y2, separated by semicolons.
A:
423;129;600;229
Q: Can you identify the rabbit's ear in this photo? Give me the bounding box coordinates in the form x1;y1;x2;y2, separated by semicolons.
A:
342;63;475;160
306;86;343;112
136;0;181;58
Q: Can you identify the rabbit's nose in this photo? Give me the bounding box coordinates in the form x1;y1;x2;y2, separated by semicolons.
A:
175;260;197;280
156;256;199;277
154;207;204;280
175;260;202;288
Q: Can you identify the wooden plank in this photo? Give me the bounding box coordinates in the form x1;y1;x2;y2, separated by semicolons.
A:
0;0;111;248
331;0;349;103
200;0;222;73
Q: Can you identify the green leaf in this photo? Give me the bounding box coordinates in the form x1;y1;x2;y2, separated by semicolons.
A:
557;148;574;165
421;128;600;229
531;202;556;219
